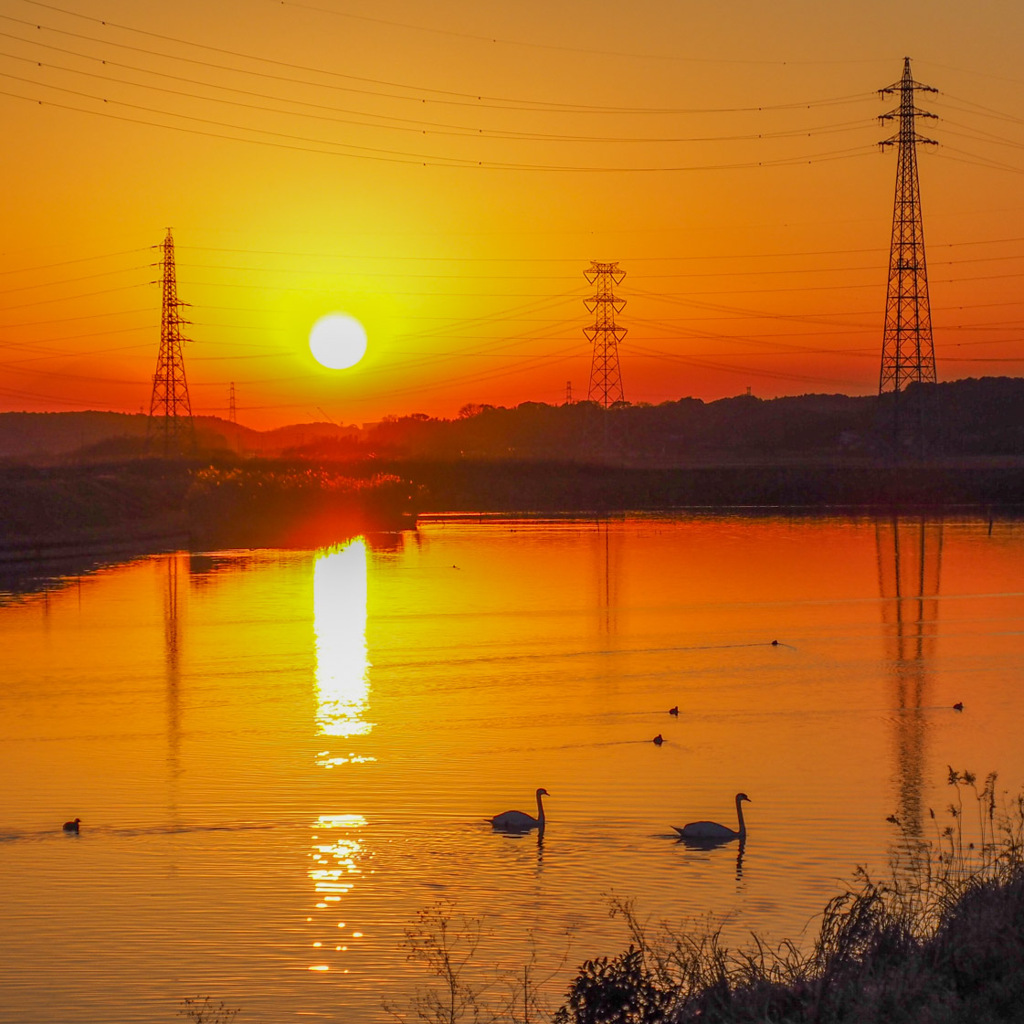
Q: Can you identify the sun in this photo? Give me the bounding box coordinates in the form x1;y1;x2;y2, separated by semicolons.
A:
309;313;368;370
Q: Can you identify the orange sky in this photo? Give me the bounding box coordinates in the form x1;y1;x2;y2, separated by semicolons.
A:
1;0;1022;430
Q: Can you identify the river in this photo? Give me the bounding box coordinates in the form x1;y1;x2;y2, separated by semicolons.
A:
2;513;1023;1022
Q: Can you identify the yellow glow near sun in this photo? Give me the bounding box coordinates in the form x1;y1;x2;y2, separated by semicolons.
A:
309;313;368;370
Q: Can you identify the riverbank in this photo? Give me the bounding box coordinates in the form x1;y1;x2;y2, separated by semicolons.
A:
393;457;1024;513
0;461;418;559
566;768;1021;1024
2;458;1021;566
406;772;1024;1024
556;868;1024;1023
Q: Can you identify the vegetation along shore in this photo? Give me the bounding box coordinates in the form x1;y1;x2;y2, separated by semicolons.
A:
1;377;1021;557
186;770;1024;1023
0;461;417;557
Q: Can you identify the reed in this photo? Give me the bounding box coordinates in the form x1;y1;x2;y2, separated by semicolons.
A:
184;464;415;545
385;899;577;1024
556;768;1024;1023
178;996;239;1024
183;771;1024;1023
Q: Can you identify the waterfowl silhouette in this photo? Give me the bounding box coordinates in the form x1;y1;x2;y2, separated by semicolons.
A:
62;818;81;833
668;706;679;716
491;788;548;833
652;734;664;746
953;702;964;712
674;793;751;841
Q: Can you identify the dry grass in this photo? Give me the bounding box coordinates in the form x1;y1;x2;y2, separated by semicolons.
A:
555;768;1024;1024
183;771;1024;1023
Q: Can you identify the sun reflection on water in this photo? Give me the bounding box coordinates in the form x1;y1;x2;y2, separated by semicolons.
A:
310;546;374;970
316;750;376;769
313;541;372;738
307;814;368;970
309;814;366;897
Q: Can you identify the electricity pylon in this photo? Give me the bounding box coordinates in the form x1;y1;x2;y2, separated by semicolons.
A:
584;261;627;408
147;229;195;456
228;381;237;424
879;58;938;452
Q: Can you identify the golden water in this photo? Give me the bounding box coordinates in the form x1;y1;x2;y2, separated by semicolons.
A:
2;514;1023;1022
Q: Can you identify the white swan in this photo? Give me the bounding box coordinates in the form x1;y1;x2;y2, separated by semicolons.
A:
673;793;750;841
491;788;548;833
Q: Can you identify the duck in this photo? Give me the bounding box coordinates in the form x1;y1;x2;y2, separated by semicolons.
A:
674;793;751;841
653;734;664;746
62;818;81;833
668;706;679;716
953;702;964;712
491;788;548;833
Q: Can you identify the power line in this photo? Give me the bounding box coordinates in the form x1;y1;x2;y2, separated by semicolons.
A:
280;0;883;67
174;234;1024;262
0;264;152;296
0;281;150;310
0;246;148;276
0;43;875;145
0;78;877;171
0;307;152;327
10;5;878;114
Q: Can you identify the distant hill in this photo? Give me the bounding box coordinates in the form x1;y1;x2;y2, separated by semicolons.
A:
0;377;1021;465
0;411;358;462
347;377;1024;464
0;411;150;459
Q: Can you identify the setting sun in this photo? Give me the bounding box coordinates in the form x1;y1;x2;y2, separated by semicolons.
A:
309;314;368;371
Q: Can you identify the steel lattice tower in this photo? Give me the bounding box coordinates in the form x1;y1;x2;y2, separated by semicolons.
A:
878;58;938;407
148;229;194;456
584;261;627;408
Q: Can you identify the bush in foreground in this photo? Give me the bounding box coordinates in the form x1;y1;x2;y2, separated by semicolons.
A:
186;771;1024;1023
387;770;1024;1024
555;769;1024;1024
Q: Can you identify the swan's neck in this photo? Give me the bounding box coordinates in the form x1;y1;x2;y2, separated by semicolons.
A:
536;792;546;828
735;796;746;837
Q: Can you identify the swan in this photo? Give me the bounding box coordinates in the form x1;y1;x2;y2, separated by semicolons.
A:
673;793;750;841
62;818;81;833
491;789;548;833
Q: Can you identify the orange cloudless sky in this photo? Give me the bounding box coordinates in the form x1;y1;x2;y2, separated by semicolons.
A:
1;0;1023;429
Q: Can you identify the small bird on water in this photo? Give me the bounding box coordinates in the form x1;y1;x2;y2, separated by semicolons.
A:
668;706;679;716
653;734;664;746
62;818;81;833
953;702;964;712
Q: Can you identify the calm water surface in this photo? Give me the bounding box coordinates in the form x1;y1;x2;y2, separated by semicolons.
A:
2;514;1024;1022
